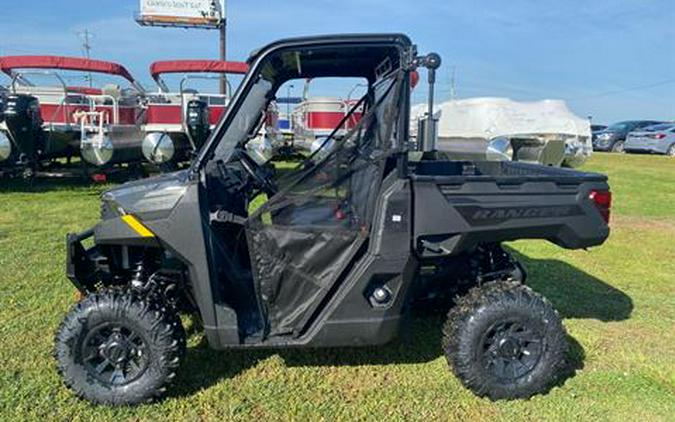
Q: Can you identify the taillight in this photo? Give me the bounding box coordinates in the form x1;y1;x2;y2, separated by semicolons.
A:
655;133;666;139
589;190;612;224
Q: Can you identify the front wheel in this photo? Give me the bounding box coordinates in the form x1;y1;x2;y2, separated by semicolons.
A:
54;290;186;405
442;281;567;400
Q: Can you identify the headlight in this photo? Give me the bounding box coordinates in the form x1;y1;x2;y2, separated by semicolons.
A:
0;131;12;162
100;200;119;220
486;137;514;161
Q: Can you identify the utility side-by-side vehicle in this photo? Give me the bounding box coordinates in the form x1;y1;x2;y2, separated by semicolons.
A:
55;34;611;405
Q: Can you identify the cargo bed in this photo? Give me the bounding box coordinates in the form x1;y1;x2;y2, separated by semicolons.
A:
410;160;610;254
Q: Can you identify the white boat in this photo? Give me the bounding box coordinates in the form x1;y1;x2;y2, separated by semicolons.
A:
0;55;146;171
411;97;592;167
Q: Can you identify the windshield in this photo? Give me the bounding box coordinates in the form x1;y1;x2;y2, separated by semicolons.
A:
606;122;634;131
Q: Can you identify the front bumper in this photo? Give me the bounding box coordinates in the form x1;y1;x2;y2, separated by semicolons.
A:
592;140;614;151
66;228;103;292
592;135;618;151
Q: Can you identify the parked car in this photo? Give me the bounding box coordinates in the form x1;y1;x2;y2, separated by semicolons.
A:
624;123;675;156
591;124;606;143
593;120;664;152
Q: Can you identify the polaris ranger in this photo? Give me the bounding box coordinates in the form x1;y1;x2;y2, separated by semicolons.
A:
55;34;611;405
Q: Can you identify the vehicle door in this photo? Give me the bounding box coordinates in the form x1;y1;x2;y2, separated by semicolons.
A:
245;72;403;338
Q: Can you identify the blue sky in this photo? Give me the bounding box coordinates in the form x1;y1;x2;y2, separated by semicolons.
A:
0;0;673;123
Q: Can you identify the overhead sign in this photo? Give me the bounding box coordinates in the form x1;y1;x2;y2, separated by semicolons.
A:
137;0;225;28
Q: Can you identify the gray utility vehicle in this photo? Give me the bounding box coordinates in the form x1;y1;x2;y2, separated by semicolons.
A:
56;34;612;405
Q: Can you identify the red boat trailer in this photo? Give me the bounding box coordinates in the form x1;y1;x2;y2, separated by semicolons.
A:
141;59;248;165
0;55;146;174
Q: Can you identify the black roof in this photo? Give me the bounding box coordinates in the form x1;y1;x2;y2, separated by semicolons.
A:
248;33;413;63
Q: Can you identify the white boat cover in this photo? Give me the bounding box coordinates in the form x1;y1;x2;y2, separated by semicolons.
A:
411;97;592;166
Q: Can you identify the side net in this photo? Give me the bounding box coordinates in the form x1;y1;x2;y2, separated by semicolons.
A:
246;71;403;336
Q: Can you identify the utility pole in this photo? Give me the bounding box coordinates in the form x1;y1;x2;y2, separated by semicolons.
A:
78;29;93;87
219;18;227;95
450;65;456;101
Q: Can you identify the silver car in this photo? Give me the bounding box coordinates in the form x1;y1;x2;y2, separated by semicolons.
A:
625;123;675;156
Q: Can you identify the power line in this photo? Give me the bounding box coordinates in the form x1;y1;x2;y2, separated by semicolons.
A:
569;79;675;101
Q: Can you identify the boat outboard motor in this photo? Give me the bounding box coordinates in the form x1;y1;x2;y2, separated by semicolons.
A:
185;99;210;150
3;94;43;163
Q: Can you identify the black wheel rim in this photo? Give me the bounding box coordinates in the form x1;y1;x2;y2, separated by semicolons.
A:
81;323;149;386
481;320;544;381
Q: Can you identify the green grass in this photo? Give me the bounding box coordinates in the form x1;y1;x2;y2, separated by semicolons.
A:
1;152;674;420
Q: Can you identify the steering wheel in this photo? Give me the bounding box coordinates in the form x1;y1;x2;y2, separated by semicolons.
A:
236;149;278;196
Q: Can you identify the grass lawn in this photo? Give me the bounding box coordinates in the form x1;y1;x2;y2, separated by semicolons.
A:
0;153;673;420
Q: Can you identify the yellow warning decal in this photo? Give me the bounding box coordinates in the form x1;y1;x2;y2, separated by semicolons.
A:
121;215;155;238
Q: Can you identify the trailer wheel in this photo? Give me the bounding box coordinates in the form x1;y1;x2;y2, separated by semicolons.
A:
54;290;185;405
442;281;567;400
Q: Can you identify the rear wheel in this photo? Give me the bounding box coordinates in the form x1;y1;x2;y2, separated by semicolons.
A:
442;281;567;400
54;290;185;405
611;140;625;153
666;144;675;157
